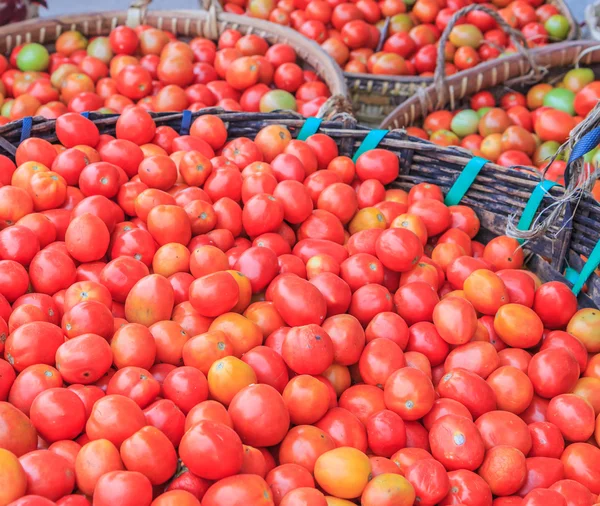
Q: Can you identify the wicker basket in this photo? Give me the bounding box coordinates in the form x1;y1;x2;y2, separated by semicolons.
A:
0;109;596;308
0;1;348;111
381;41;600;129
347;0;579;126
380;40;600;309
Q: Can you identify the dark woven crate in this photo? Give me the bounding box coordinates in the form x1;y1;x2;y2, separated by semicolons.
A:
0;109;596;308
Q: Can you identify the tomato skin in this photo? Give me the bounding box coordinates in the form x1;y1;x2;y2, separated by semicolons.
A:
429;414;485;471
384;367;435;421
366;409;407;458
438;369;497;419
202;474;274;506
93;470;153;506
29;387;86;444
561;443;600;495
120;426;178;485
5;321;65;373
528;421;564;458
518;456;565;496
405;458;450;505
86;394;147;448
528;348;580;399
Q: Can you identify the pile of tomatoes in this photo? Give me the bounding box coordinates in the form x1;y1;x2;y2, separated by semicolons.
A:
406;67;600;200
0;25;333;123
0;106;600;506
221;0;572;76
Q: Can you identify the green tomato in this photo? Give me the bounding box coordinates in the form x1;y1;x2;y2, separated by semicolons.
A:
545;15;570;41
543;88;575;115
584;147;598;164
259;90;297;113
562;68;595;94
592;149;600;167
87;37;114;64
96;107;116;114
477;107;492;118
450;109;480;138
1;99;13;118
533;140;561;166
16;43;50;72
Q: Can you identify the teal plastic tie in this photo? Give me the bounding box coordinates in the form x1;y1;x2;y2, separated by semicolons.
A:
571;240;600;295
296;117;322;141
565;266;579;284
444;156;488;206
516;179;558;244
352;130;388;162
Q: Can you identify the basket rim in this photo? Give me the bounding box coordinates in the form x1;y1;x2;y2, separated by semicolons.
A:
0;8;348;99
343;0;580;90
380;40;600;129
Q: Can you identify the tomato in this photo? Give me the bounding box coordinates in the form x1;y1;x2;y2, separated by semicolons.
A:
438;369;497;419
528;348;580;399
546;393;595;442
405;458;450;504
357;337;404;387
314;447;370;499
93;470;153;506
19;450;76;501
202;474;274;506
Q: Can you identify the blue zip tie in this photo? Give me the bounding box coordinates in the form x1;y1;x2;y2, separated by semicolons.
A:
297;117;322;141
19;116;33;143
444;156;488;206
352;130;388;162
516;179;558;245
180;110;193;135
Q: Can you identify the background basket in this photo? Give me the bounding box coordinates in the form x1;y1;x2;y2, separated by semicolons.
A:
0;108;596;308
381;41;600;129
0;1;348;110
346;0;578;126
380;40;600;310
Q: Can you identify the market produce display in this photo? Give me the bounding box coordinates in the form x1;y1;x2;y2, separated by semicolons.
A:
0;23;337;122
219;0;574;76
406;69;600;192
0;108;598;506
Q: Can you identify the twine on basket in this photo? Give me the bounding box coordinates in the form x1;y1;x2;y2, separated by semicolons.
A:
433;4;547;110
505;102;600;245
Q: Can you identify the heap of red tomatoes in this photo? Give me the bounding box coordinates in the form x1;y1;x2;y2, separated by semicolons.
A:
221;0;571;76
408;67;600;201
0;107;599;506
0;25;332;123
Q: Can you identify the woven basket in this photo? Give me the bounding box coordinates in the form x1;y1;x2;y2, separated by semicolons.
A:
381;41;600;129
0;1;348;109
0;108;596;308
347;0;579;126
381;40;600;309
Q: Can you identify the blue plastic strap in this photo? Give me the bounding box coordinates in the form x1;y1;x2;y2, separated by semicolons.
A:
516;179;558;244
352;130;388;162
444;156;488;206
19;116;33;143
80;111;90;119
567;126;600;165
296;117;322;141
571;241;600;295
180;110;193;135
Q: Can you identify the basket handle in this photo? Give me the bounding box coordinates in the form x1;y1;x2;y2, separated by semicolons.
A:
433;4;543;109
125;0;217;27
